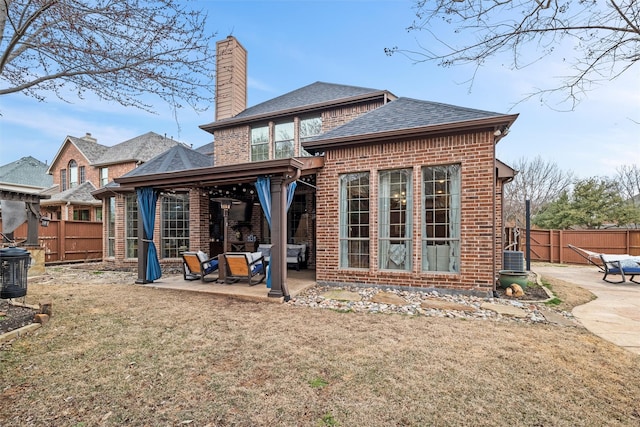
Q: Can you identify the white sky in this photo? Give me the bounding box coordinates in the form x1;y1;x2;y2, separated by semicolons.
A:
1;0;638;179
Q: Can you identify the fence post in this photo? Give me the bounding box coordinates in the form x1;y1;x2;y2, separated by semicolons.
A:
59;220;66;261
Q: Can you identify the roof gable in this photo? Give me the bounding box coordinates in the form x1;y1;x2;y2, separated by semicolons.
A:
93;132;182;166
47;135;109;174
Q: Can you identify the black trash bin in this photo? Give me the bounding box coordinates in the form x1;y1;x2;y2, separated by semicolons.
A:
0;247;31;299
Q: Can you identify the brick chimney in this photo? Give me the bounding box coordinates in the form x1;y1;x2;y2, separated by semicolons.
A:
215;36;247;121
81;132;97;143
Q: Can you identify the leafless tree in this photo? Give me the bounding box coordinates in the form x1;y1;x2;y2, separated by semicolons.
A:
616;164;640;205
503;155;575;227
0;0;215;114
387;0;640;109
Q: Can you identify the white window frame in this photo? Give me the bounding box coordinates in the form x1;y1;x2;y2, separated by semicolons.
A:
422;164;461;273
339;172;370;269
379;169;412;271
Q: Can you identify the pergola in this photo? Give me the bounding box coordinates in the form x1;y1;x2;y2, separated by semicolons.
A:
0;187;50;245
115;157;323;300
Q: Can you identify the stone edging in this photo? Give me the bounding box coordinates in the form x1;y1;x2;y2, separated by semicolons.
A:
0;323;41;344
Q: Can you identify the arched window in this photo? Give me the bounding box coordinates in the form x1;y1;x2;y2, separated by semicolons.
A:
68;160;78;188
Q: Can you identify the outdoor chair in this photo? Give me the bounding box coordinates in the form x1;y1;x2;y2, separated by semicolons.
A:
222;252;266;285
600;254;640;284
182;251;219;283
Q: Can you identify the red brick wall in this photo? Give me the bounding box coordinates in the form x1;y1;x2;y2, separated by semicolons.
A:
315;131;497;295
50;140;100;187
213;100;385;166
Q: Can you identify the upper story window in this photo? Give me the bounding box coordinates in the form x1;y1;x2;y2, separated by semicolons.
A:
274;121;294;159
68;160;78;188
251;125;269;162
60;169;67;191
249;115;322;162
299;116;321;157
79;166;86;184
100;167;109;187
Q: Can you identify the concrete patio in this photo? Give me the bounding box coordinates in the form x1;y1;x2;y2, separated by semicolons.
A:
139;268;317;303
533;262;640;355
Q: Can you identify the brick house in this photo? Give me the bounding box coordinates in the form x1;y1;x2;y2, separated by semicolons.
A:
43;131;183;222
114;36;518;298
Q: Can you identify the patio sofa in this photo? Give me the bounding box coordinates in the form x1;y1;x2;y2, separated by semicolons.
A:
257;243;308;270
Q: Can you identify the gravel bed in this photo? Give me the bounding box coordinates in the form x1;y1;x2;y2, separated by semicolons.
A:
288;285;575;325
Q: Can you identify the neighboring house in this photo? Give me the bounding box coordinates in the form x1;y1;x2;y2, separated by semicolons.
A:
44;131;183;221
112;36;518;298
0;156;53;194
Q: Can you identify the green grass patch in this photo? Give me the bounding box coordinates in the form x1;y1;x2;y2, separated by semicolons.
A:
319;412;338;426
309;377;329;389
545;297;563;306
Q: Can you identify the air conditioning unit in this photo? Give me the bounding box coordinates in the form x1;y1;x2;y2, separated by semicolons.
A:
503;250;524;271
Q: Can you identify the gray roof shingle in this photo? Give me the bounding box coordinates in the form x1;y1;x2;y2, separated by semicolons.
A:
0;156;53;188
308;97;509;142
121;144;213;178
67;136;109;163
44;181;99;204
93;132;182;166
212;81;387;124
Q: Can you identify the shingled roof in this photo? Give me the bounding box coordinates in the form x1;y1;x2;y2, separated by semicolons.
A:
0;156;53;188
202;82;394;131
67;136;109;163
42;181;100;205
93;132;183;166
304;97;518;151
120;143;213;178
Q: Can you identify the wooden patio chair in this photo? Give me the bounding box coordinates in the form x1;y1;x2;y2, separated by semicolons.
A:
182;251;219;283
223;252;265;286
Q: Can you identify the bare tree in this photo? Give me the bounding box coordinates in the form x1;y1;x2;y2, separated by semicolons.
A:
616;164;640;205
387;0;640;108
503;156;575;227
0;0;215;113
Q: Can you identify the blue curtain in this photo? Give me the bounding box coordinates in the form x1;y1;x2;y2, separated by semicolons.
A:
137;187;162;281
254;177;297;288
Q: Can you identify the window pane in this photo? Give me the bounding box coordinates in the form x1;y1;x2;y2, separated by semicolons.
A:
107;197;115;257
422;164;460;272
300;116;321;157
339;172;370;269
275;122;294;159
125;194;138;258
161;193;190;258
379;169;412;270
251;125;269;161
69;160;78;187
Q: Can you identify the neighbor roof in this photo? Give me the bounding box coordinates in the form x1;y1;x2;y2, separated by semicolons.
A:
92;132;183;167
42;181;100;205
201;81;395;131
0;156;53;188
47;135;109;174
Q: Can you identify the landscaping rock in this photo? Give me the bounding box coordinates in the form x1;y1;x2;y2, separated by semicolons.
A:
371;291;407;305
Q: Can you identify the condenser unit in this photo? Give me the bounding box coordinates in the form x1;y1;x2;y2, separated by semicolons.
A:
503;250;525;271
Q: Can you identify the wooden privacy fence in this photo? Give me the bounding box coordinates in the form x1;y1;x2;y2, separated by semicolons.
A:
507;228;640;265
1;219;102;263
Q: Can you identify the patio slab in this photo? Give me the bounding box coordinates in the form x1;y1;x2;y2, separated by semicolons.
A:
138;268;316;303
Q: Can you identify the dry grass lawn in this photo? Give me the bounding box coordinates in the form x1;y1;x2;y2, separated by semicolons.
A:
1;269;639;426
